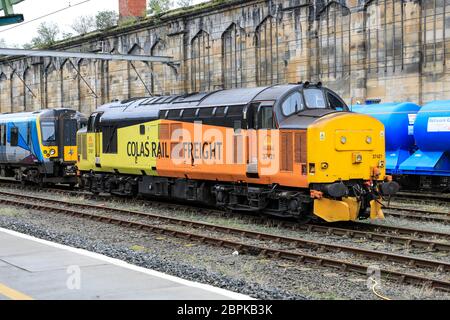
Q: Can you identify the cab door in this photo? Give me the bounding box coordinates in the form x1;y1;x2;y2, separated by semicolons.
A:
86;112;103;168
253;103;277;178
245;103;259;177
62;118;78;163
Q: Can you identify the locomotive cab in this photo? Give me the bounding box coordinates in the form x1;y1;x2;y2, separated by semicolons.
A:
266;84;398;222
37;109;87;185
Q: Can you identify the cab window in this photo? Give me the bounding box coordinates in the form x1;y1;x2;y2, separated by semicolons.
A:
41;121;56;144
260;106;276;129
87;113;102;133
281;92;303;116
304;89;327;109
327;91;347;111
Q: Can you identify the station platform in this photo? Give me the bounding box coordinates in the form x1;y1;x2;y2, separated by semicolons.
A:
0;228;252;300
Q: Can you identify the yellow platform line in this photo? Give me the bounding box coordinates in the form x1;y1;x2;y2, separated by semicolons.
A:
0;283;33;300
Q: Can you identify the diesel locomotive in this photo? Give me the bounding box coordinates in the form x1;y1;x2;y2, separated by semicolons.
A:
0;109;87;186
77;83;399;222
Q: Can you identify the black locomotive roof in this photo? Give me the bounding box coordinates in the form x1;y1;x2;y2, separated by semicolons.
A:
98;84;305;124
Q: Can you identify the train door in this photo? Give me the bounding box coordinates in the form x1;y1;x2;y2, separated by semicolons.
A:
62;118;78;163
87;112;103;168
245;103;259;177
245;102;276;178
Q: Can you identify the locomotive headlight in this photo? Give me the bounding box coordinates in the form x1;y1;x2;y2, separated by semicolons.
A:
50;149;56;156
378;160;385;168
366;136;372;144
321;162;329;170
340;136;347;144
352;153;363;164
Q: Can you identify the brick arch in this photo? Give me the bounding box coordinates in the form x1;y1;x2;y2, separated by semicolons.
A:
254;15;281;86
60;59;78;110
190;30;212;92
10;70;25;112
364;0;406;75
151;37;172;95
318;1;351;81
77;58;97;114
221;23;245;89
23;66;37;111
128;43;143;54
127;42;150;98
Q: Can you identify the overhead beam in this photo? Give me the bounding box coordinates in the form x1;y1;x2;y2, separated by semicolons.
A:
0;47;173;63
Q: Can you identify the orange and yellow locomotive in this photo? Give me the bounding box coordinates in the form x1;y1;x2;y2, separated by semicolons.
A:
77;83;399;222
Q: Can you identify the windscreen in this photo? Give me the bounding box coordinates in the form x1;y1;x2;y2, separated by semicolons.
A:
304;89;327;109
41;121;56;144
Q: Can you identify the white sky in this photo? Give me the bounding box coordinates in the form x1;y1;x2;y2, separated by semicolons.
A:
0;0;207;47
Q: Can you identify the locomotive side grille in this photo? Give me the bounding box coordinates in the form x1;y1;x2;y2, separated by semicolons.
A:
170;123;182;140
294;131;307;163
81;135;87;160
170;124;183;159
159;124;170;140
281;132;293;171
233;135;244;164
233;136;238;164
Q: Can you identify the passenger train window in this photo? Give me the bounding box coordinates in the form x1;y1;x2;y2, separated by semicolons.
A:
27;123;31;146
10;127;18;147
0;125;5;146
327;91;347;111
304;89;326;109
282;92;303;116
41;121;56;143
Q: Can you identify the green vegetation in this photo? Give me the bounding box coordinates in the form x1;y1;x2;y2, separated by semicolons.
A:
26;22;60;49
148;0;172;15
95;10;119;30
24;0;241;49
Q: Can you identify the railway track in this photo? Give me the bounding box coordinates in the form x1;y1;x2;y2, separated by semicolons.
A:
0;184;449;249
394;191;450;203
385;205;449;216
383;207;450;224
2;179;449;224
0;190;449;291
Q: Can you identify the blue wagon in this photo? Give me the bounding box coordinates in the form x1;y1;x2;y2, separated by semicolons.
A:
354;101;450;190
398;101;450;189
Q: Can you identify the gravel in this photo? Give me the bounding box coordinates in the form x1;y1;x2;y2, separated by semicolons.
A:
0;203;449;300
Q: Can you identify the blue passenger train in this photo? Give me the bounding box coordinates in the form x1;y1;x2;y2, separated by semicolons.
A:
0;109;87;186
353;101;450;191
